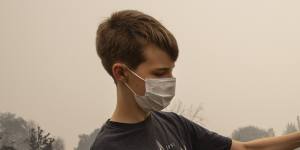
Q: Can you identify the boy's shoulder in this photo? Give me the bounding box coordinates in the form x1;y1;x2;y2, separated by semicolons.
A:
90;111;187;150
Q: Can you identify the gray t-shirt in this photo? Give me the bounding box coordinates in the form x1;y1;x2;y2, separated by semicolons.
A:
90;111;232;150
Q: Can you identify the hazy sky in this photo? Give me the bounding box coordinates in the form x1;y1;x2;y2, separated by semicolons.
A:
1;0;300;149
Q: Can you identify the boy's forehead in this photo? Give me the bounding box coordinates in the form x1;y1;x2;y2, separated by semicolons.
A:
142;45;175;69
143;56;175;71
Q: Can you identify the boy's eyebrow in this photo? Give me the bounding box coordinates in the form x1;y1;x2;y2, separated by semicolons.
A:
153;66;175;72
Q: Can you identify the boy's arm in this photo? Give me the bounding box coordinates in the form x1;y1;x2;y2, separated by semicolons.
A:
231;131;300;150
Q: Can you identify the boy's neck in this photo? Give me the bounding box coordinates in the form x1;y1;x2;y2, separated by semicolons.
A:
110;83;149;123
111;104;149;124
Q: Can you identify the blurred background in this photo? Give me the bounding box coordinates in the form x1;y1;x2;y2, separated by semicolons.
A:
1;0;299;149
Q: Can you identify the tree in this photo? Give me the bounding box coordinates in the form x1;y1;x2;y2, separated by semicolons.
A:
297;116;300;131
166;100;204;125
232;126;275;142
74;128;101;150
0;112;30;150
0;145;16;150
0;112;65;150
28;126;55;150
283;123;298;135
52;137;64;150
283;116;300;150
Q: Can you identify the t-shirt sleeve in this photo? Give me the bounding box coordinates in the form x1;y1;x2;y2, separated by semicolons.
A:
171;112;232;150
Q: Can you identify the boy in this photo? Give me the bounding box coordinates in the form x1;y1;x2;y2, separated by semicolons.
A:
91;10;300;150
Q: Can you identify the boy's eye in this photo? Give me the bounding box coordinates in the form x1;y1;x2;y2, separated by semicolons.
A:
153;73;164;76
153;72;165;77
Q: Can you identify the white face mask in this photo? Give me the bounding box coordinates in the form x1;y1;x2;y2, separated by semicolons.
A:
123;67;176;112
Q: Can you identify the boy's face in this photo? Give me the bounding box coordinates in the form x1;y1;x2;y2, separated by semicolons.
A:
125;44;175;96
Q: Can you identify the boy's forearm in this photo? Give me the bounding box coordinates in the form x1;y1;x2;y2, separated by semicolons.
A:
244;132;300;150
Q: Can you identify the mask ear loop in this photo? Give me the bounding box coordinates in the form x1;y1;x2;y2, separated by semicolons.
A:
121;65;143;96
126;67;145;82
122;81;138;96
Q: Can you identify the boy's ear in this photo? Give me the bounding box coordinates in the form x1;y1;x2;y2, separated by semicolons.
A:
112;63;128;82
